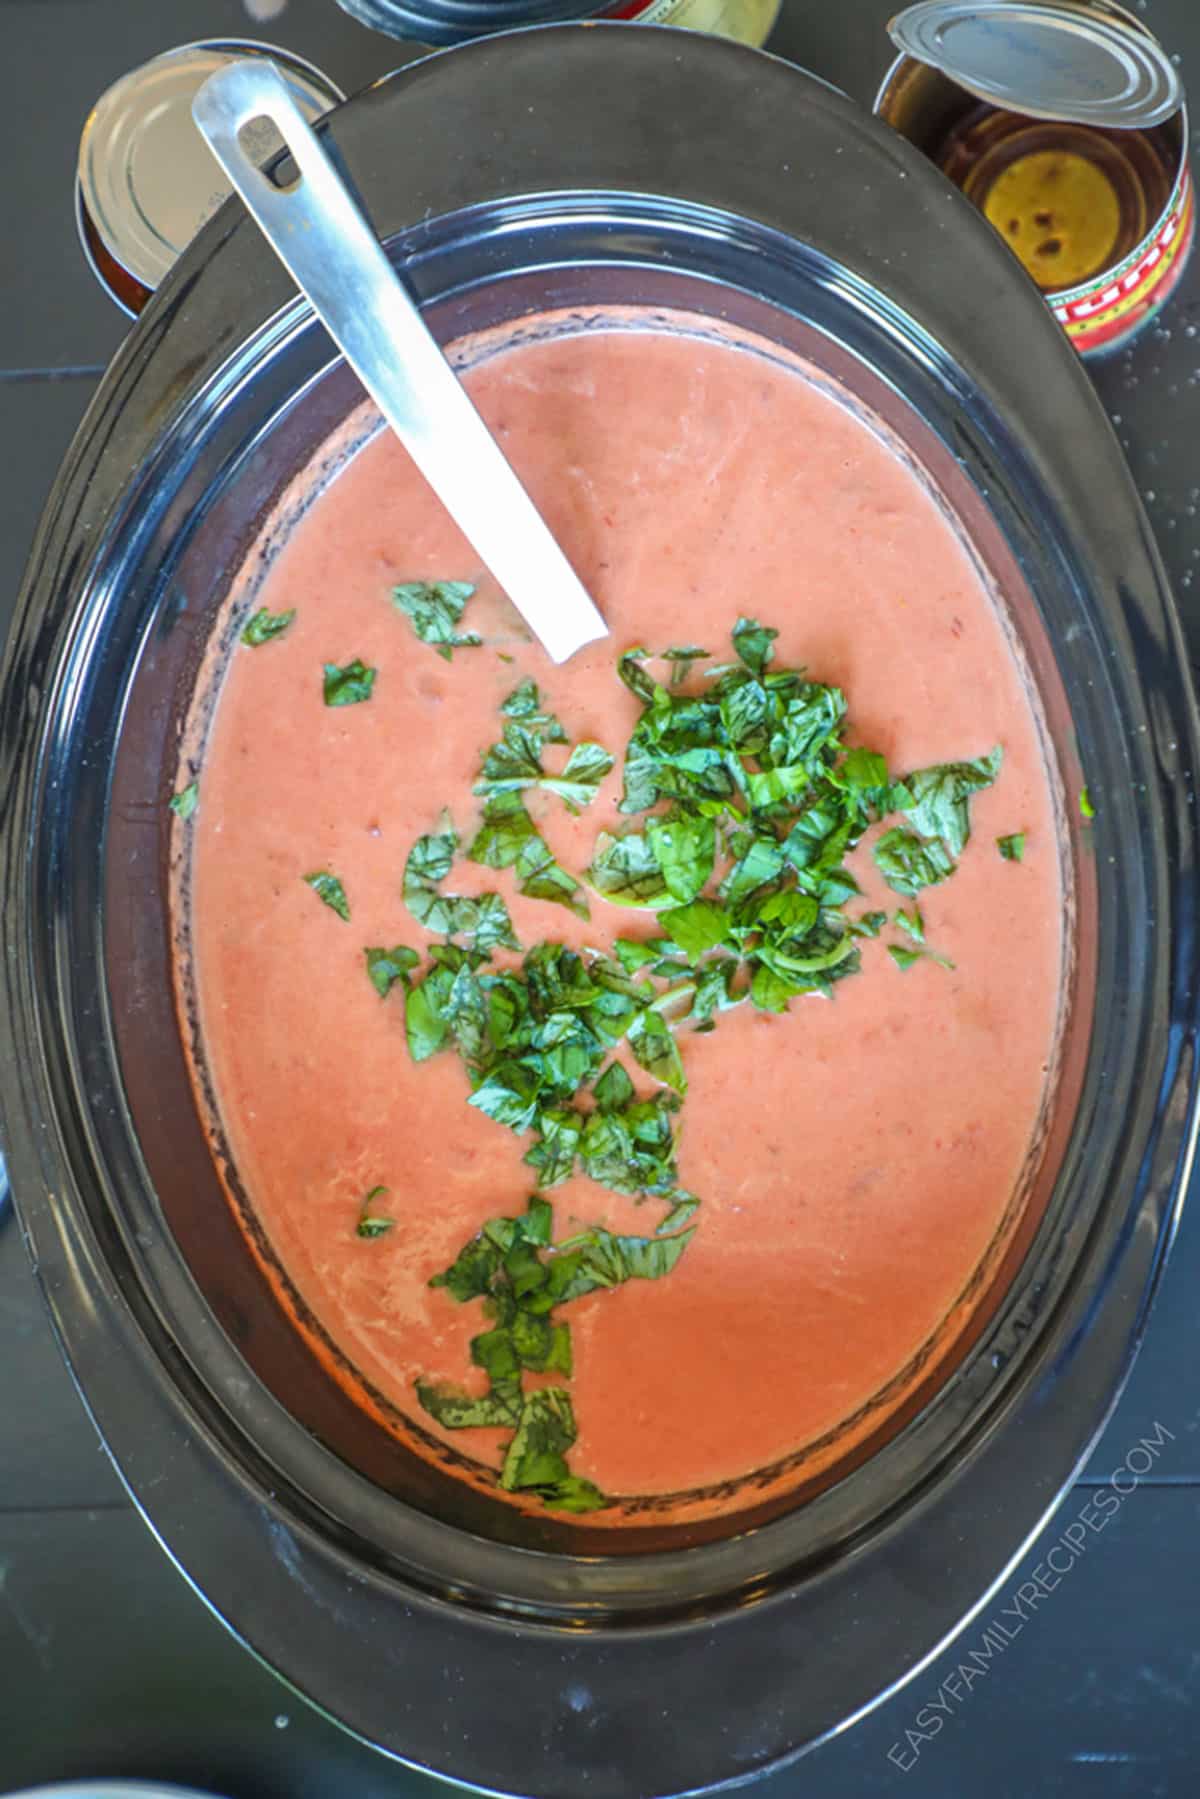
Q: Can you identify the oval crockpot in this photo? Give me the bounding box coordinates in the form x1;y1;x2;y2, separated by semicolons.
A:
2;24;1198;1798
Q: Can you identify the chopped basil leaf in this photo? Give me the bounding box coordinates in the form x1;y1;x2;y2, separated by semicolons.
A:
659;897;731;959
646;809;716;905
323;659;376;706
501;678;567;741
836;746;890;795
750;961;805;1013
467;790;534;871
472;891;521;953
523;1106;583;1188
852;910;888;939
888;944;923;972
529;1473;609;1514
873;827;955;897
443;962;488;1061
415;1380;520;1430
468;793;589;918
468;1062;543;1132
663;645;711;687
404;820;465;933
593;1060;635;1113
997;832;1026;862
896;747;1002;857
746;764;812;811
895;906;924;943
365;944;420;998
391;579;480;660
614;937;663;973
586;830;672;908
546;1222;694;1301
500;1387;579;1492
543;740;615;809
617;647;658;705
475;722;546;797
404;819;520;949
357;1186;395;1238
888;941;953;974
781;805;851;881
475;723;612;809
753;889;820;935
470;1325;521;1386
510;1311;573;1375
656;1192;700;1235
721;834;786;903
690;954;742;1025
404;972;448;1062
578;1090;682;1197
627;1009;687;1095
241;606;294;647
533;1012;602;1097
303;870;350;922
170;780;199;820
731;615;778;675
517;843;590;917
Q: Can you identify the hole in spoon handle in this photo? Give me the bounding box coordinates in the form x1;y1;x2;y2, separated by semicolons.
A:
193;59;334;206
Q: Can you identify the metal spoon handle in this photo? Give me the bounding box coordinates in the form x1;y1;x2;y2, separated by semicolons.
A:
192;59;608;665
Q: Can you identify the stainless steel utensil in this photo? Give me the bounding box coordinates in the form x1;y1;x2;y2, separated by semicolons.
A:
192;58;608;664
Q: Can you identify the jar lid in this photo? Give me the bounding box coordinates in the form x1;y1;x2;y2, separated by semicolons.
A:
887;1;1184;129
77;40;345;309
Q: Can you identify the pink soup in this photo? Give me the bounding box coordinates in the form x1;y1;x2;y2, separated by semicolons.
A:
182;319;1065;1521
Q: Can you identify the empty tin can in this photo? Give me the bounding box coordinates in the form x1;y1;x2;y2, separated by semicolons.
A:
77;40;345;317
876;0;1192;355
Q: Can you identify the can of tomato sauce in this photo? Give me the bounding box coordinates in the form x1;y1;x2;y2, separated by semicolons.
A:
332;0;780;48
875;0;1193;356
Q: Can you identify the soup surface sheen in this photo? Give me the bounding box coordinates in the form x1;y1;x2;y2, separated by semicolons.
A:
188;322;1063;1511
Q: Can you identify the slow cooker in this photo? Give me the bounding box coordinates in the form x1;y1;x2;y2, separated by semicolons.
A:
2;26;1197;1796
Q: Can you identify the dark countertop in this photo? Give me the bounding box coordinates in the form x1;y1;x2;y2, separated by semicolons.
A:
2;2;1199;1794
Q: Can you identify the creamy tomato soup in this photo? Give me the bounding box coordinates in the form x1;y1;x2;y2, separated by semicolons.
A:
181;318;1065;1521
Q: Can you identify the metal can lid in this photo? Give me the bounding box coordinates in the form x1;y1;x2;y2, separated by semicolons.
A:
78;40;345;301
333;1;609;45
887;1;1184;130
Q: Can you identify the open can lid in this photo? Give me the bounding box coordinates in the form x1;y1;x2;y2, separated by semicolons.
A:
887;1;1184;129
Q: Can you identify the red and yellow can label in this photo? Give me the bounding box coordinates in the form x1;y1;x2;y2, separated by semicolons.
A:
600;0;780;44
1052;158;1195;356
